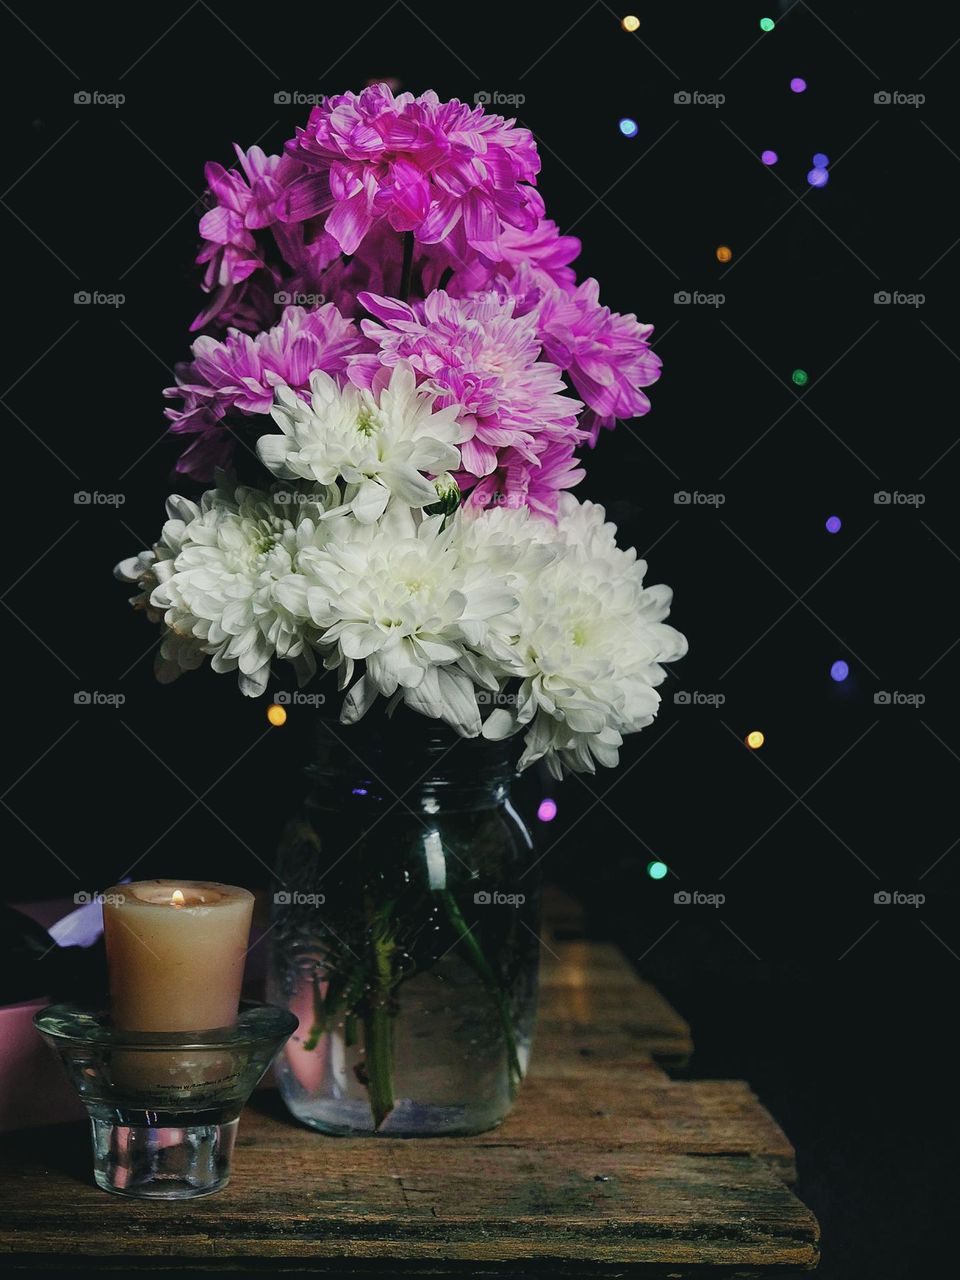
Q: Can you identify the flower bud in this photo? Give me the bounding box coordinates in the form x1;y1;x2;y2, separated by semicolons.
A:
425;473;461;518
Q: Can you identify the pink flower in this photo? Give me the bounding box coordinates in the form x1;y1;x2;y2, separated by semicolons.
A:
447;216;581;298
192;144;344;334
349;289;585;480
278;85;542;260
165;304;368;479
461;441;586;520
532;278;662;445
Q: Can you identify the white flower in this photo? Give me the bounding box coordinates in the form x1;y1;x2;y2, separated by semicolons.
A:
119;484;342;696
258;360;468;524
295;508;517;735
481;496;687;777
114;494;200;623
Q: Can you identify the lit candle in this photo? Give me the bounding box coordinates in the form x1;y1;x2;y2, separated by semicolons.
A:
102;881;254;1032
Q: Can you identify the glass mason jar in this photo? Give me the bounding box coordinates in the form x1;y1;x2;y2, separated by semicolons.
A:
266;713;541;1137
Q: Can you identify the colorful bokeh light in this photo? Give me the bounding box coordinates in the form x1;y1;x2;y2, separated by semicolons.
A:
825;515;842;534
619;117;639;138
537;798;558;822
830;660;850;683
647;860;669;880
746;730;765;750
267;703;287;726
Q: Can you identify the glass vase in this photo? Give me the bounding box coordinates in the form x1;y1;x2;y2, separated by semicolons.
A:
266;713;541;1136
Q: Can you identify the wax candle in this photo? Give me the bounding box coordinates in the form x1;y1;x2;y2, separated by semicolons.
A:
102;881;254;1032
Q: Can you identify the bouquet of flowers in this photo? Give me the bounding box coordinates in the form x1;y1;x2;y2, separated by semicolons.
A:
116;85;687;779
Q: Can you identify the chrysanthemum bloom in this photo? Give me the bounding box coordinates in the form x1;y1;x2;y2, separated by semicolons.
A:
460;440;585;521
532;278;662;445
118;485;343;697
165;304;368;480
278;85;542;260
349;289;585;483
447;215;581;298
192;143;346;333
296;507;518;736
481;494;687;776
193;145;290;329
259;360;468;524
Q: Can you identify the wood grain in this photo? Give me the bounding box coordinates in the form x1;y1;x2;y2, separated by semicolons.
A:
0;892;818;1273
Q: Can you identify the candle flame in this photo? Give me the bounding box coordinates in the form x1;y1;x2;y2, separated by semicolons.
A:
171;888;186;908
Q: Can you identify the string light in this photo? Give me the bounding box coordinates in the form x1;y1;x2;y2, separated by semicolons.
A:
621;15;640;32
761;149;779;165
716;244;733;263
790;77;807;93
792;368;809;386
537;798;558;822
619;117;639;138
825;515;842;534
830;660;850;682
647;860;669;880
807;167;829;188
267;703;287;726
760;17;776;31
746;730;765;750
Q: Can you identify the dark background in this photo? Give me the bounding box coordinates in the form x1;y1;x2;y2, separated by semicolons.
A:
2;1;958;1274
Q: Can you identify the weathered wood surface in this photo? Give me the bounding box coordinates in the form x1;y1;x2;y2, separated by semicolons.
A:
0;890;818;1273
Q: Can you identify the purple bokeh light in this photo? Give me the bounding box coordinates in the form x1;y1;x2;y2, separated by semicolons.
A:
825;515;842;534
761;149;779;165
537;798;558;823
790;77;807;93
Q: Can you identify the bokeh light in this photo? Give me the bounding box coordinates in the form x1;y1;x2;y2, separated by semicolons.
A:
267;703;287;726
647;860;669;880
812;152;830;167
619;117;638;138
761;149;779;166
760;17;776;31
537;798;558;822
716;244;733;263
830;660;850;683
807;167;829;188
621;14;640;32
792;368;809;386
746;730;765;750
825;515;842;534
790;77;807;93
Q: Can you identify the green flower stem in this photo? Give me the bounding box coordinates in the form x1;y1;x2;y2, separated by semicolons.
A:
363;924;396;1130
438;889;523;1091
304;964;367;1052
399;230;415;302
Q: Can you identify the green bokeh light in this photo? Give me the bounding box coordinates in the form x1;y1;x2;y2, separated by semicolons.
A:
792;368;809;387
760;17;775;32
647;860;669;881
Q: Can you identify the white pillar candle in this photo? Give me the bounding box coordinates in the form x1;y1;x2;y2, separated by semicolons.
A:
102;881;254;1032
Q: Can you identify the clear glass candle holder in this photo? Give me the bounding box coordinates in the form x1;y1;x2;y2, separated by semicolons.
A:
34;1000;298;1199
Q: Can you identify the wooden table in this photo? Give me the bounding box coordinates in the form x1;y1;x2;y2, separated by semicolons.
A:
0;893;819;1274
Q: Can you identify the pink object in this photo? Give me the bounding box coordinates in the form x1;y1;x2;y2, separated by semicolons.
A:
0;999;86;1133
